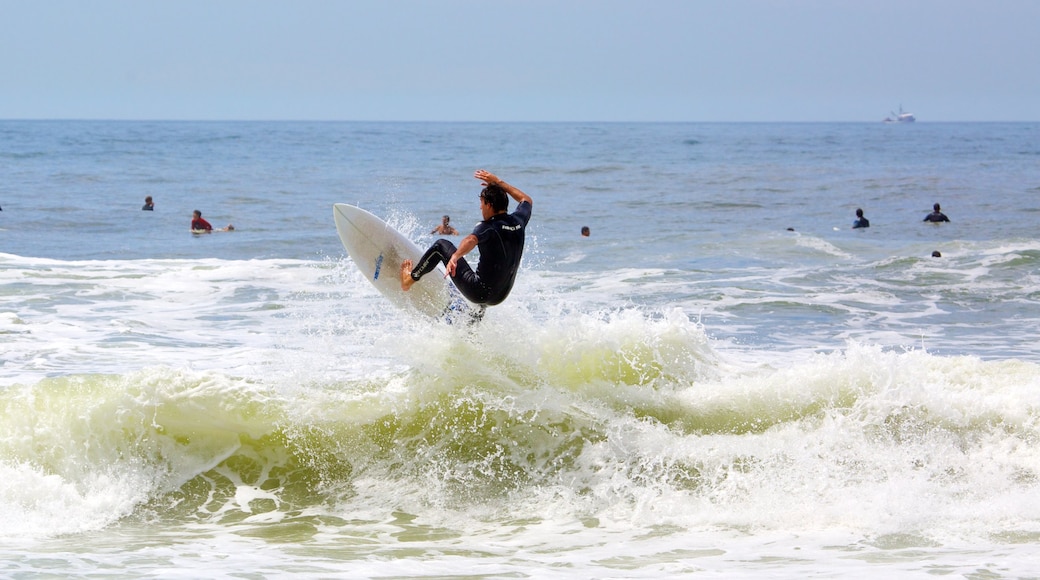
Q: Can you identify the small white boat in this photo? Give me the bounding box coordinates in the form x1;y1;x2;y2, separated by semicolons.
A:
883;105;916;123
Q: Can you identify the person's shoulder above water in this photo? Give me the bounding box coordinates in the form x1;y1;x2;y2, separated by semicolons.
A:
852;208;869;229
431;215;459;235
923;203;950;222
142;196;154;211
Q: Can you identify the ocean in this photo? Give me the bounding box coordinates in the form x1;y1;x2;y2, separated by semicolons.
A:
2;120;1040;578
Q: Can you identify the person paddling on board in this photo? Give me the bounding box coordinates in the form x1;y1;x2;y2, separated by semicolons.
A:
401;169;532;311
192;209;235;233
191;210;213;232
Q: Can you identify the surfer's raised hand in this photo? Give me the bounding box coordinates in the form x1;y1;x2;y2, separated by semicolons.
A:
475;170;532;208
475;169;499;186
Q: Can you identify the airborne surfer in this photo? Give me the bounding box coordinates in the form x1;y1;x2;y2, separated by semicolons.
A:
401;169;533;310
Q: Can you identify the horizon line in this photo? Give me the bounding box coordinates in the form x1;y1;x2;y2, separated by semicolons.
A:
2;117;1037;124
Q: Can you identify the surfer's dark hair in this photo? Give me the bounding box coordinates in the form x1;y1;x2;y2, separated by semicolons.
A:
480;184;508;212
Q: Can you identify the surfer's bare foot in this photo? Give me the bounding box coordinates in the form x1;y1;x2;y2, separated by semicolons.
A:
400;260;415;291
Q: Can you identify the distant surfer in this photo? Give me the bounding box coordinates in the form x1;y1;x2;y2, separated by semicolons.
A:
852;208;870;229
401;169;532;309
431;215;459;235
191;210;234;233
142;196;154;211
581;226;590;237
924;203;950;223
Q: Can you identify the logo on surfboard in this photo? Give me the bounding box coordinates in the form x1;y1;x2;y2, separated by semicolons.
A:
373;254;384;280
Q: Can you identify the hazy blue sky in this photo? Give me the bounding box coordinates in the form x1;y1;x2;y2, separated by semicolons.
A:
2;0;1037;122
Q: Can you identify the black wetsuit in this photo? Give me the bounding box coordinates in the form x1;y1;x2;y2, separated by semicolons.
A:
853;217;869;228
411;200;532;306
923;211;949;223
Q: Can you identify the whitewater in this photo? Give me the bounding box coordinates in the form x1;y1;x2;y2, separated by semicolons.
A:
2;120;1040;578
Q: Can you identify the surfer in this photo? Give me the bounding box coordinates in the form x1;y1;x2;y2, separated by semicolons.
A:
581;226;590;237
191;210;235;233
191;210;213;231
401;169;532;307
852;208;869;229
142;196;154;211
924;203;950;223
431;215;459;235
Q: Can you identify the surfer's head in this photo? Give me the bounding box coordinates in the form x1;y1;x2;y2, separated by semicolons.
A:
933;203;941;211
480;184;509;213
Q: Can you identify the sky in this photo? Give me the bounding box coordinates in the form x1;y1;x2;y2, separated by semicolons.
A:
2;0;1038;122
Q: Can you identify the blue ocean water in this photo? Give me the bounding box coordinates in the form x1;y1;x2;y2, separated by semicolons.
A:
2;121;1040;577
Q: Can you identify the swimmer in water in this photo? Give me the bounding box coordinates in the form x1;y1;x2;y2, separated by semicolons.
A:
852;208;870;229
924;203;950;223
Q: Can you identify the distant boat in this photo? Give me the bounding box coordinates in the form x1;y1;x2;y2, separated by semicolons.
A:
883;105;916;123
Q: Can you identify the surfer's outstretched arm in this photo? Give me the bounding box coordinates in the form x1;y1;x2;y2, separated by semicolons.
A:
446;234;477;277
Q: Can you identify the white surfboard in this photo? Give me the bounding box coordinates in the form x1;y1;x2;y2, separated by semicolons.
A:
333;203;478;322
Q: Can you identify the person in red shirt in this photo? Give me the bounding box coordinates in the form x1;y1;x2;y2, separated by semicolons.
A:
192;210;234;233
191;210;213;232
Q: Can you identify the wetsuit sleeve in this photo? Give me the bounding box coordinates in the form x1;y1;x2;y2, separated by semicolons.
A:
514;201;532;226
